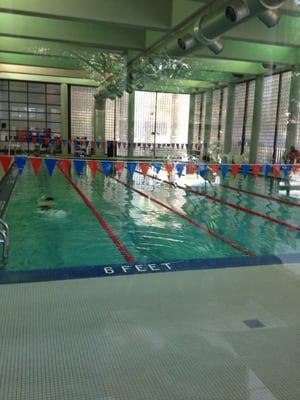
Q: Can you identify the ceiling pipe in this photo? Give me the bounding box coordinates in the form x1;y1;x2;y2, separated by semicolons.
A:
177;0;285;55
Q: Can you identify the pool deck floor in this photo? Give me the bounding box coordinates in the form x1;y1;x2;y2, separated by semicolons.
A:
0;263;299;400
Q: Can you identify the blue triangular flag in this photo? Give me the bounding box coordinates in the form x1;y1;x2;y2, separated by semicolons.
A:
241;164;250;177
50;138;55;145
96;141;100;148
73;159;86;176
176;163;185;177
176;144;179;149
282;164;291;177
62;139;67;146
44;158;57;176
198;164;207;178
127;162;137;178
158;144;161;149
15;156;27;174
147;143;151;148
220;164;229;178
26;135;31;143
14;135;19;143
118;142;121;148
262;164;272;178
152;163;162;174
101;161;112;177
128;143;131;149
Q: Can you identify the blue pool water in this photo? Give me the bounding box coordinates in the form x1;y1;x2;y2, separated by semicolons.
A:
3;164;300;272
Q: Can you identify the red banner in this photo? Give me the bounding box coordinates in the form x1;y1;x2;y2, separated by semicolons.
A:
139;162;150;177
252;165;261;178
0;156;12;173
115;161;124;177
230;164;240;178
87;160;98;177
59;159;71;176
30;157;42;175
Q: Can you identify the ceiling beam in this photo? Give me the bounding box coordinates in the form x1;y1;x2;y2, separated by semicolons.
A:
0;0;172;30
185;58;265;75
0;63;98;80
225;15;300;48
143;84;197;94
192;39;297;66
0;71;99;86
0;52;79;70
0;37;123;57
0;12;146;51
159;79;214;88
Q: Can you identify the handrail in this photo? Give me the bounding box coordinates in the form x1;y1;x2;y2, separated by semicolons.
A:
0;219;9;263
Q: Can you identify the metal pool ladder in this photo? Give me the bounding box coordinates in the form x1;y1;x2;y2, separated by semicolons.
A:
0;219;9;263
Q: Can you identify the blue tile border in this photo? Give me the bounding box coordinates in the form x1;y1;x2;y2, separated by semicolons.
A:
0;252;299;285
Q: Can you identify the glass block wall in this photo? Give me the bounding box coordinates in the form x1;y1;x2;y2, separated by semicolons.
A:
71;86;96;141
257;74;280;163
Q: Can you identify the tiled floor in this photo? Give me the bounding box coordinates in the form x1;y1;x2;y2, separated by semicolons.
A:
0;263;299;400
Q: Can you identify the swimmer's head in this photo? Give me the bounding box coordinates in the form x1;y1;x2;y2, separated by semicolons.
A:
44;196;54;201
38;204;51;210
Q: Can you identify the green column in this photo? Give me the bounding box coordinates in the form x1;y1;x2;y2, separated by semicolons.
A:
285;70;300;152
60;83;69;155
204;89;213;157
188;94;196;155
95;97;106;157
249;76;264;164
127;92;135;158
224;83;235;154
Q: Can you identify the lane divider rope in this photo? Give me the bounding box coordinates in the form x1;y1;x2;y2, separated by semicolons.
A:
99;170;255;257
62;170;136;264
137;170;300;233
220;183;300;208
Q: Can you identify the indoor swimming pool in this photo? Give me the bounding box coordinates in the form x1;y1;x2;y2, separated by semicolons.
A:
2;163;300;281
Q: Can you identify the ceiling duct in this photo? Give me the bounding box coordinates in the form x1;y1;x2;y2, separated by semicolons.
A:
177;0;285;55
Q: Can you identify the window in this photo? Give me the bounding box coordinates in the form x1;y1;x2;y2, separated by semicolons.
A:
257;72;291;163
210;89;221;147
133;91;190;157
220;87;228;152
71;86;96;141
275;71;291;161
231;83;247;156
257;74;280;163
192;94;202;145
0;80;61;138
105;93;129;156
243;81;255;159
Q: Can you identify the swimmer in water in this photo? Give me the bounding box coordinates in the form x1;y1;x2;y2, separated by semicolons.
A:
37;196;66;217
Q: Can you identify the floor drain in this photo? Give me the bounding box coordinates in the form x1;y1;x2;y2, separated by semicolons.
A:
243;319;265;328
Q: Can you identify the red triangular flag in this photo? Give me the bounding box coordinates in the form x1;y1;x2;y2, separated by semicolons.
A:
186;164;197;174
165;163;173;175
272;164;281;177
210;164;219;174
30;157;42;175
0;156;12;173
87;160;98;177
59;159;71;176
252;164;260;178
139;162;150;177
115;161;124;177
292;164;299;173
231;164;240;178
